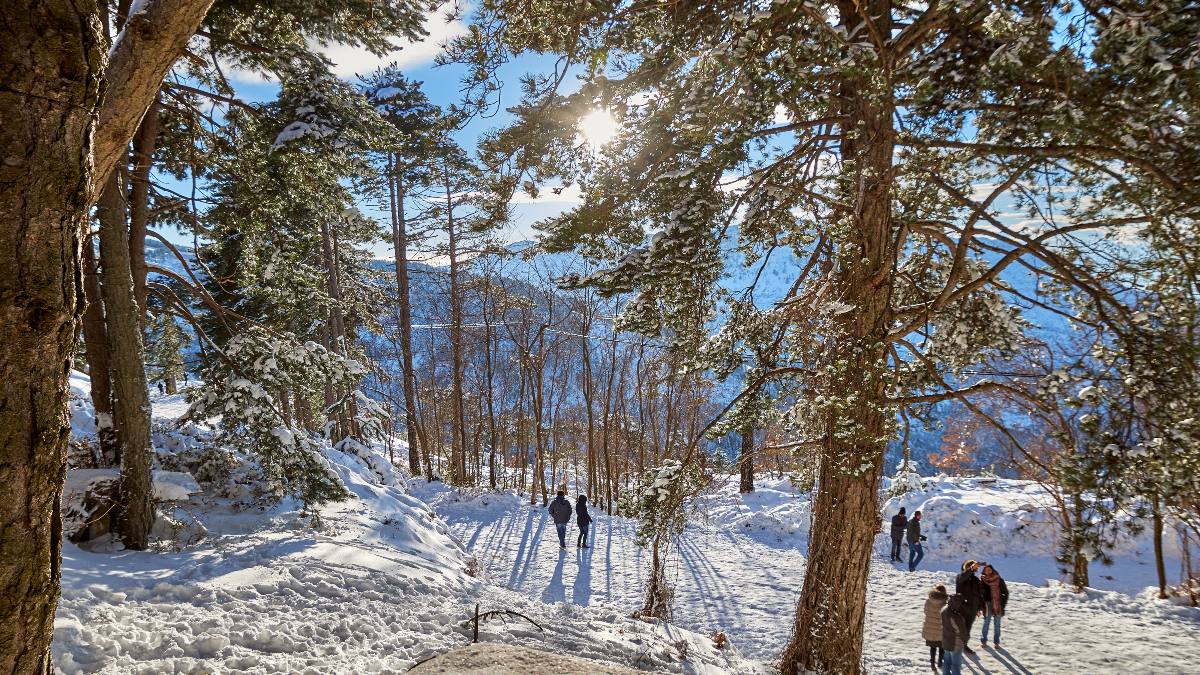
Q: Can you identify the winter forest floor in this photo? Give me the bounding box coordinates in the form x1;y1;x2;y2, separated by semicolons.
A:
51;384;1200;674
420;481;1200;674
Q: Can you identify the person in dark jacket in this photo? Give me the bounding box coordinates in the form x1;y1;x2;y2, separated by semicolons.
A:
922;584;948;672
954;560;985;654
979;564;1009;647
576;495;593;548
906;510;926;571
548;490;573;549
890;508;908;561
940;593;968;675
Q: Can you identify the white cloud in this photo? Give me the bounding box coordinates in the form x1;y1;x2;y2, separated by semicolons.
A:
509;183;583;205
322;2;467;79
224;2;467;84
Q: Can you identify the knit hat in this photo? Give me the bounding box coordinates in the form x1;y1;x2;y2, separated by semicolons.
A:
899;507;906;515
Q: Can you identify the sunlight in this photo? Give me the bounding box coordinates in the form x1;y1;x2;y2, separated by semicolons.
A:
578;109;619;148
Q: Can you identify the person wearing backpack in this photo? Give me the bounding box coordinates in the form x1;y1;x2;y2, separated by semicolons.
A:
940;592;969;675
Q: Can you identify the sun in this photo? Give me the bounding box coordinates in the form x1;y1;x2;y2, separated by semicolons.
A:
578;109;619;148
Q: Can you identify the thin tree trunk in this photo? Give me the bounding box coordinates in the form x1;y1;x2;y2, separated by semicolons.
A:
388;165;426;476
445;172;469;485
81;238;117;462
782;3;895;671
128;97;160;316
1152;494;1168;599
98;173;155;550
739;422;755;494
0;5;103;669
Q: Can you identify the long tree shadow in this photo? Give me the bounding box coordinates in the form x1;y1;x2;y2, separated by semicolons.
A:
572;544;593;606
542;550;567;604
508;508;545;590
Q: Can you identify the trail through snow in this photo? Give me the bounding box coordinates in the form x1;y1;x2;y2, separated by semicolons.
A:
421;482;1200;674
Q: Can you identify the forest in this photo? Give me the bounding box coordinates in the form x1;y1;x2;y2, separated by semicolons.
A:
2;1;1199;674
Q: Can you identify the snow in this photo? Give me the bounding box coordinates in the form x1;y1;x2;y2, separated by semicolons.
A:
52;376;754;675
52;372;1199;673
422;475;1200;673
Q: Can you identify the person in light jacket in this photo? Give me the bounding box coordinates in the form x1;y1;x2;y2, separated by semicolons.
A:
548;490;572;549
922;584;948;672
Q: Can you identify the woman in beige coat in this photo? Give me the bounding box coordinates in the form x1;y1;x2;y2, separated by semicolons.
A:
922;584;948;672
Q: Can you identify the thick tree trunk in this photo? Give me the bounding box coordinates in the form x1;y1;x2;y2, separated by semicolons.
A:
81;239;117;462
739;422;755;494
98;174;155;550
781;3;895;672
0;3;104;671
320;218;355;439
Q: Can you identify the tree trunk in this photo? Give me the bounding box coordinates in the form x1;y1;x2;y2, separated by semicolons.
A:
781;3;895;672
445;173;469;485
98;174;155;550
128;96;160;316
739;422;755;494
388;166;426;476
81;238;117;462
1069;491;1090;589
1152;494;1168;599
320;217;354;440
0;3;103;670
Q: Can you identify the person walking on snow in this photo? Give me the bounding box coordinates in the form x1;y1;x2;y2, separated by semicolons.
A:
576;495;593;548
955;560;985;654
907;510;927;571
890;507;908;561
922;584;948;672
979;564;1009;648
548;490;573;549
940;592;969;675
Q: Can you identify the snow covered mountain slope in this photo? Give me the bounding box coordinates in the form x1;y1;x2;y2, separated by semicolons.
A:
52;376;757;674
425;475;1200;674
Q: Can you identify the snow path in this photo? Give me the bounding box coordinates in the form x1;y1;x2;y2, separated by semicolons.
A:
427;488;1200;674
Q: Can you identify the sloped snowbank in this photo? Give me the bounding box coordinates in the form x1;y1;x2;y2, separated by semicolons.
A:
53;374;752;674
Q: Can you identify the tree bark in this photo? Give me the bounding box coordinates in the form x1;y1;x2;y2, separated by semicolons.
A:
1152;494;1168;599
388;166;427;476
92;0;214;196
98;174;155;550
81;238;117;462
781;3;895;672
0;3;104;671
128;97;160;316
445;171;469;485
739;422;755;494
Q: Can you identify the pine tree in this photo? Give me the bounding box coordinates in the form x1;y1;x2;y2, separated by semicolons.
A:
452;2;1200;669
149;313;187;394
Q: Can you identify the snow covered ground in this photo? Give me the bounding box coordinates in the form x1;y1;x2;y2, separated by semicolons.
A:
422;476;1200;674
51;377;756;674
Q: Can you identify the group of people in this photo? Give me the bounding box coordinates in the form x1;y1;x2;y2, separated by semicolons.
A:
921;560;1010;674
889;507;927;571
548;490;593;550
